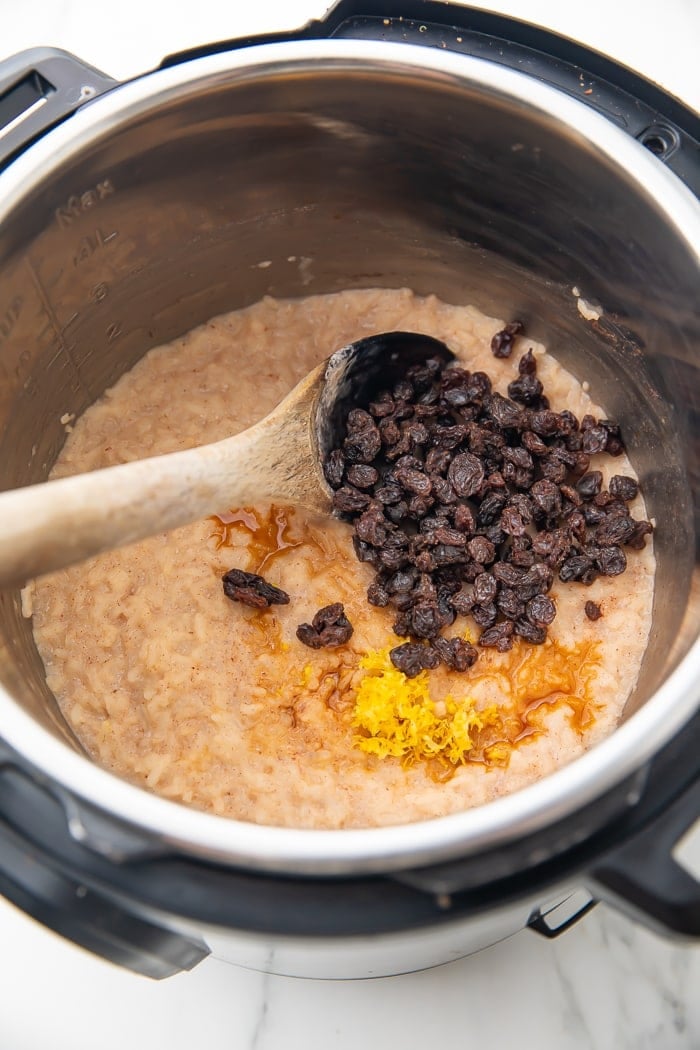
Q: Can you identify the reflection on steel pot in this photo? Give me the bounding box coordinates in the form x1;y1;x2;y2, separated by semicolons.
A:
0;0;697;979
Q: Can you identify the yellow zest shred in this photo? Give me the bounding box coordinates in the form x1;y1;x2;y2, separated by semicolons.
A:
351;646;499;766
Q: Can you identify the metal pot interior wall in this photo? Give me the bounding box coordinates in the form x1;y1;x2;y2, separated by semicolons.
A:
0;54;697;756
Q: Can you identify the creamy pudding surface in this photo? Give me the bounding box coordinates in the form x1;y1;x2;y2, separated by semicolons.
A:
27;290;655;829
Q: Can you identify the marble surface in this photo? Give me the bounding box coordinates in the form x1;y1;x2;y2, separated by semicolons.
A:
0;1;699;1047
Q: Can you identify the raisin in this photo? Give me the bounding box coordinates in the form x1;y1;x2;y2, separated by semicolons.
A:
393;378;414;401
585;600;602;621
379;418;401;446
514;619;547;644
490;320;524;358
479;621;515;651
466;371;492;402
609;475;639;501
332;485;371;514
595;515;638;547
407;357;442;391
529;410;562;437
559;555;597;584
432;526;468;547
353;536;378;564
472;602;498;628
378;546;410;571
441;372;474;409
453;504;476;535
406;601;444;639
532;528;573;568
522;431;548;455
431;423;468;451
222;569;290;609
520;562;554;596
477;492;507;527
508;374;544;405
324;448;345;488
526;594;556;626
385;502;409;525
518;349;537;375
367;581;390;607
425;447;452;474
595;545;627;576
355;506;389;547
385;568;418;594
497;588;524;620
432;544;470;567
467;536;496;565
626;519;653;549
500;506;527;536
581;426;608;455
369;392;396;418
343;409;381;463
560;484;583;508
432;636;479;671
492;562;524;587
473;572;498;604
451;588;476;616
296;602;353;649
583;503;607;526
509;548;536;569
407;494;434;518
346;464;379;490
390;643;440;678
601;420;625;456
447;452;484;498
394;465;433;496
576;471;603;499
539;456;568;484
485;393;523;429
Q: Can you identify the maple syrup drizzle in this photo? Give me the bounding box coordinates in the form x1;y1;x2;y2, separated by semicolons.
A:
212;509;602;774
212;505;304;572
460;637;601;769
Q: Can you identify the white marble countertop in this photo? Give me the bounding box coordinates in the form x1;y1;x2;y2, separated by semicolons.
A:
0;1;698;1047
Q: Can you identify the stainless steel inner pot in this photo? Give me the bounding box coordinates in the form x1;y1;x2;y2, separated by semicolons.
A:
0;40;698;878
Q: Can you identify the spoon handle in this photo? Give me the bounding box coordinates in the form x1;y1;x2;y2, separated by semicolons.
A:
0;360;330;589
0;429;275;589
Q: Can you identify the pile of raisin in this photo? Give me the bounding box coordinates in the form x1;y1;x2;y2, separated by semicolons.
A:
324;324;653;677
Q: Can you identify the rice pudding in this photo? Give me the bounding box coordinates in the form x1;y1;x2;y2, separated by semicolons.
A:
26;289;655;829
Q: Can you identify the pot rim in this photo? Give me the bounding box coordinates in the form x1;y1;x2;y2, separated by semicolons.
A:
0;39;698;875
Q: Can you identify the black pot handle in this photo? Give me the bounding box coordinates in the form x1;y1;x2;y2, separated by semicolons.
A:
0;48;115;172
2;6;698;196
0;749;209;978
160;0;700;199
590;773;700;938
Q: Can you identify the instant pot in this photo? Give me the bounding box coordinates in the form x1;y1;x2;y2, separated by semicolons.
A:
0;0;698;979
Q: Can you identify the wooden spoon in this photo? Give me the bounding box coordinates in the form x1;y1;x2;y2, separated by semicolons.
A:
0;332;454;588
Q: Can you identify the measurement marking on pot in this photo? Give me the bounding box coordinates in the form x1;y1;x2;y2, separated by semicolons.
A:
55;179;116;228
73;227;119;267
0;345;33;385
24;258;92;399
0;296;22;343
91;282;109;303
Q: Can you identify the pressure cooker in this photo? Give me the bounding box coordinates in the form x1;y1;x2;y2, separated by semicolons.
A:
0;0;698;979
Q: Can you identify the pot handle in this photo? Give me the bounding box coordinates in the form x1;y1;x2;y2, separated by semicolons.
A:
0;748;209;978
161;0;700;199
0;48;115;172
589;769;700;938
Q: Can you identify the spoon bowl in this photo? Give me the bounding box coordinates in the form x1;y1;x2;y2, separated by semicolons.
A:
0;332;454;588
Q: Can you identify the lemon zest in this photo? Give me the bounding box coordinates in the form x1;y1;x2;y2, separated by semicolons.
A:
352;646;499;766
